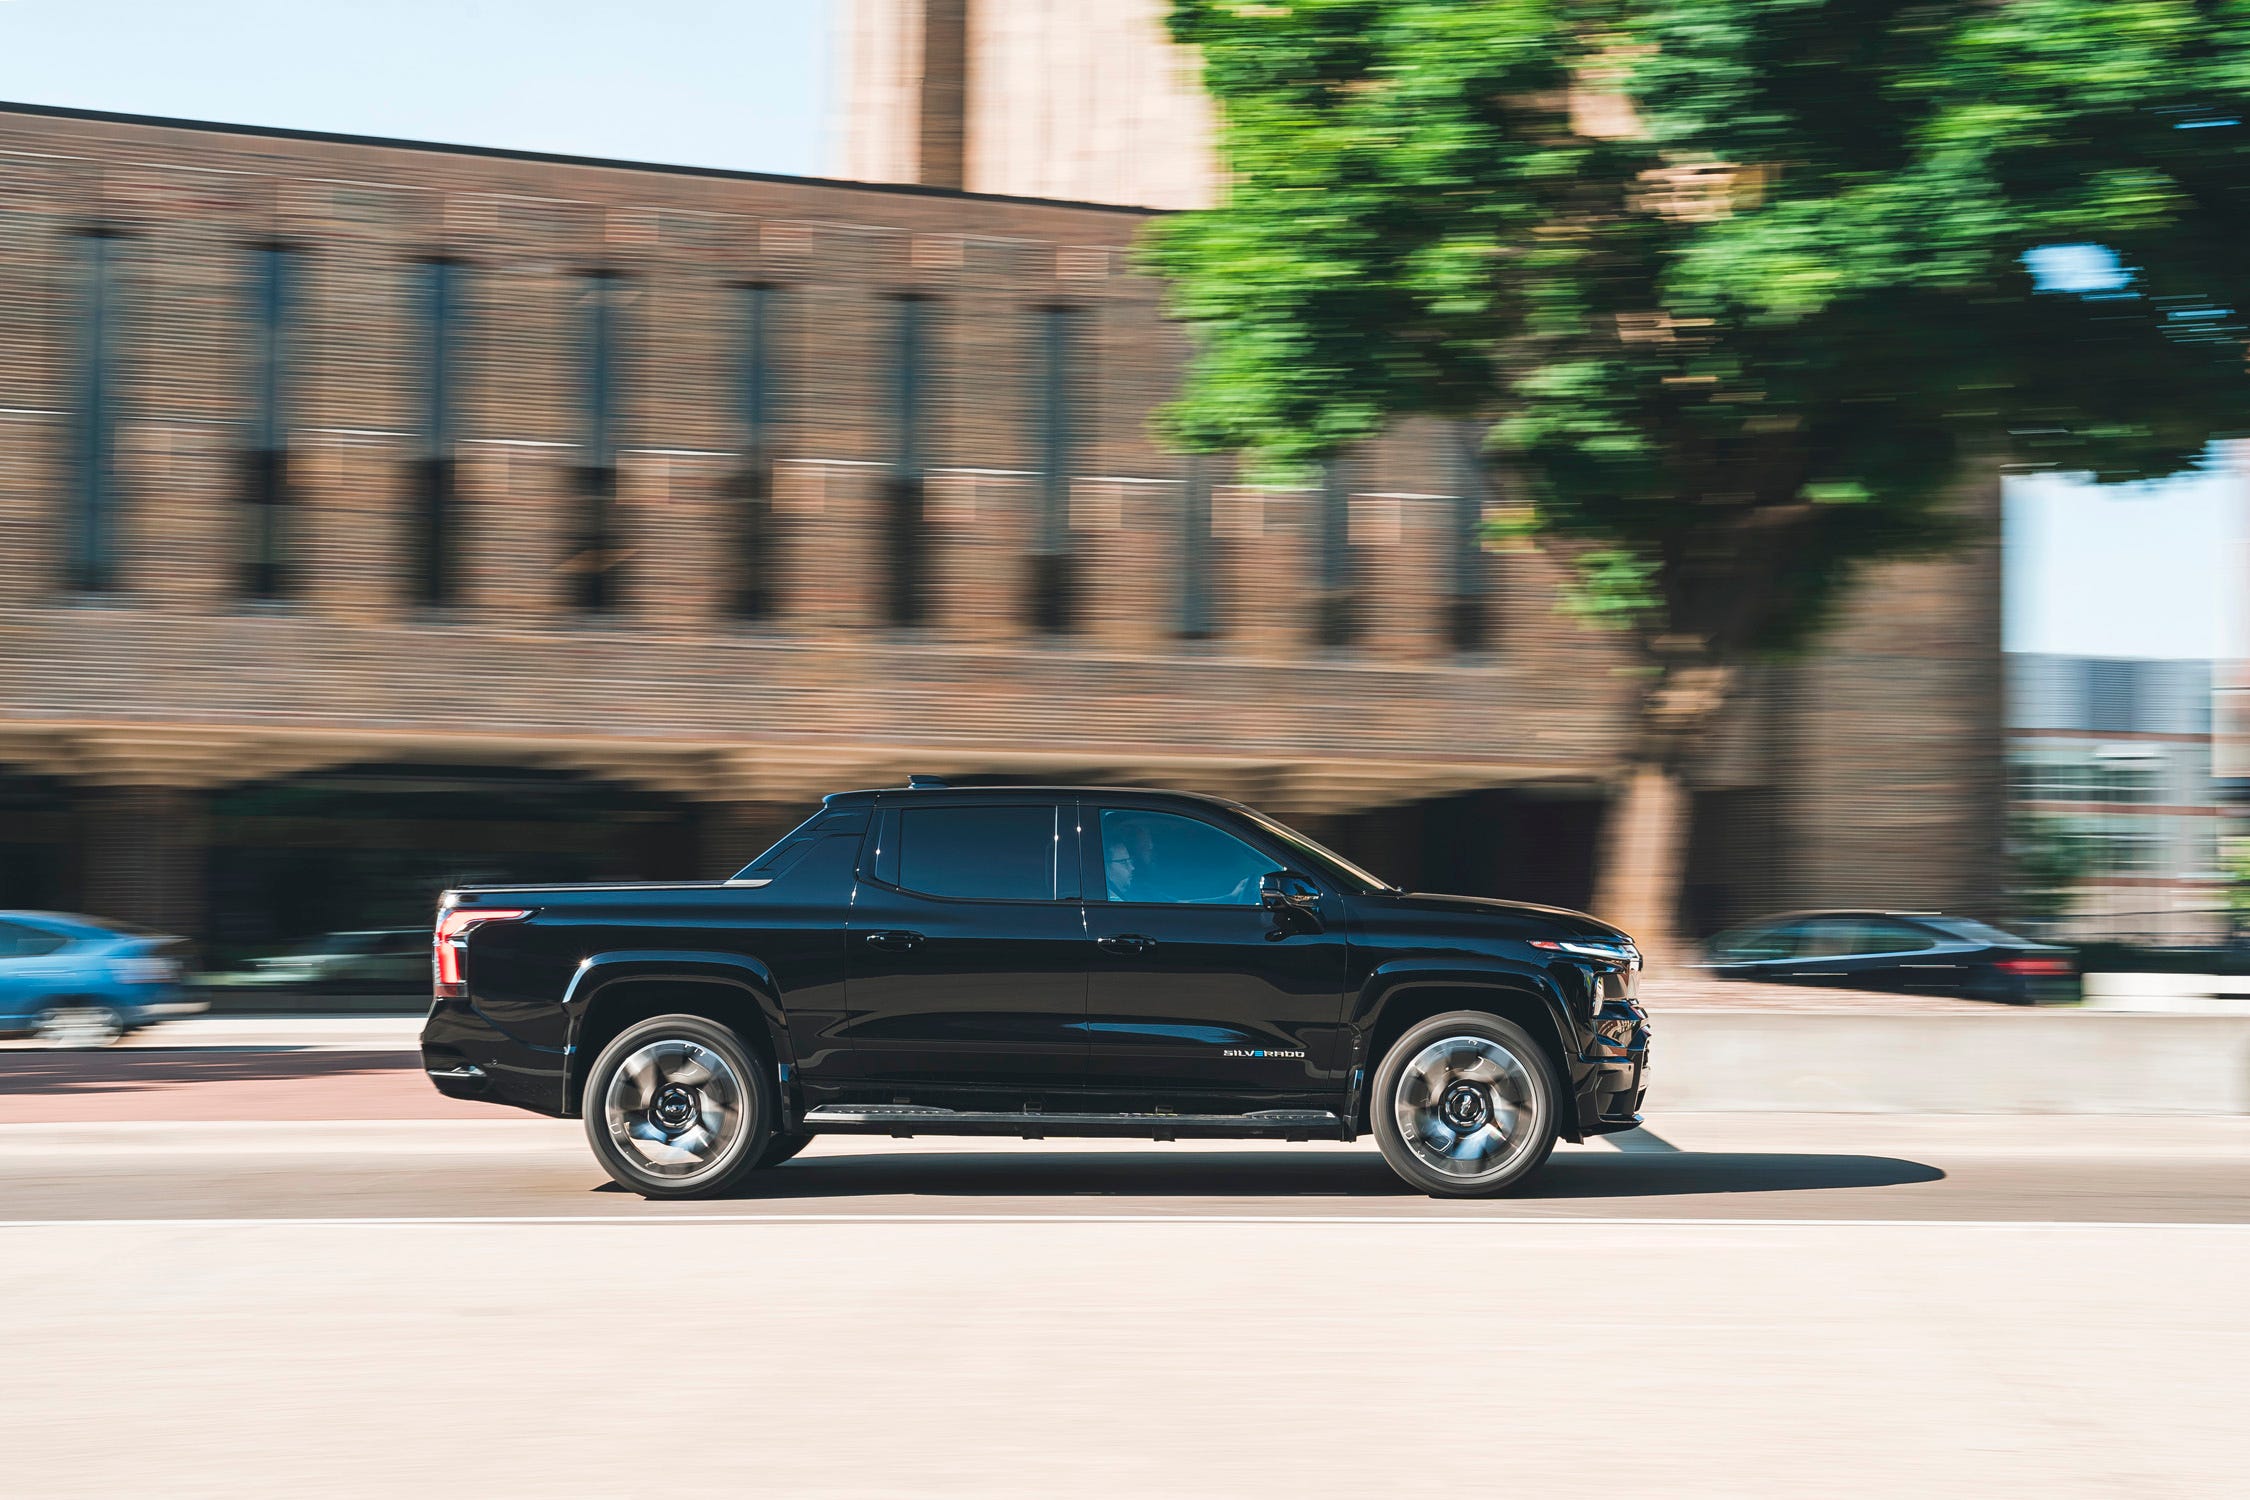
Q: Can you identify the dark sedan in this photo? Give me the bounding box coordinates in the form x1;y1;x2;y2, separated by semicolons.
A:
1702;911;2076;1004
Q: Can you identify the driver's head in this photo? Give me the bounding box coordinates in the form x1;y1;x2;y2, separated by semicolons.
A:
1105;817;1157;895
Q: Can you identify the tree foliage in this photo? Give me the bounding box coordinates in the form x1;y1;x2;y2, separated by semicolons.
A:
1148;0;2250;659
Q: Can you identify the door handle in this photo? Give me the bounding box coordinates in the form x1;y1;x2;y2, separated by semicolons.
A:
864;930;925;953
1096;934;1156;955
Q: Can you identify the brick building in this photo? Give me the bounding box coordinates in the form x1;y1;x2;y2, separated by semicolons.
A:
2009;654;2229;942
0;100;2003;956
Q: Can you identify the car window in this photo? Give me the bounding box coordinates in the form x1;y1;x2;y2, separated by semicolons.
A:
1798;918;1937;958
1711;923;1799;962
1855;920;1939;954
0;921;71;958
1931;916;2027;947
1099;809;1275;906
1795;919;1870;959
896;805;1058;901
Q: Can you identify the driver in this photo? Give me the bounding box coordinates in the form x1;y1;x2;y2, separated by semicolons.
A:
1104;815;1162;902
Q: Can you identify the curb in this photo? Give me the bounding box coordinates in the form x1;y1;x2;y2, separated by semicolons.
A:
1657;1010;2250;1114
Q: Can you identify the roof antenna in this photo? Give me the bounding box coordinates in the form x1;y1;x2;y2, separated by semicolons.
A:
906;775;951;790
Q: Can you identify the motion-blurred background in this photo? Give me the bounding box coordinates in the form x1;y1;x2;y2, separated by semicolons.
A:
0;0;2243;1017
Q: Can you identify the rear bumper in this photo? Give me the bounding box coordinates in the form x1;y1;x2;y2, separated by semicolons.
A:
420;996;570;1116
127;996;210;1024
1574;1001;1650;1137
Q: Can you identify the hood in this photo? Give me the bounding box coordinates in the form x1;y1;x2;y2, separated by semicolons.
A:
1365;891;1631;943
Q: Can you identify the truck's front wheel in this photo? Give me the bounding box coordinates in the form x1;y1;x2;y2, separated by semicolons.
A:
1371;1012;1560;1198
584;1014;775;1199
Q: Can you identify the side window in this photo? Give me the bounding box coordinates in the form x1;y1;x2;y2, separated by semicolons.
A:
0;922;68;958
896;805;1058;901
1713;923;1796;962
1797;918;1935;958
1856;920;1938;954
1796;919;1864;959
1100;808;1275;906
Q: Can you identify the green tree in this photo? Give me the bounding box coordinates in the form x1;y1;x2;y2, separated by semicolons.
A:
2007;814;2089;927
1148;0;2250;963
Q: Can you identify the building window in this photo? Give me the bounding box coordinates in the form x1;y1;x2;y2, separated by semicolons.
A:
2083;659;2142;734
1178;454;1215;640
1449;423;1489;651
410;259;461;607
1029;305;1075;633
2010;752;2164;805
733;283;782;619
67;230;122;593
1315;459;1355;648
569;271;625;613
242;245;295;599
885;295;929;628
2064;820;2164;876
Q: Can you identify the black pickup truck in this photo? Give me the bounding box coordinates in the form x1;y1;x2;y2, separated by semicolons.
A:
422;784;1651;1198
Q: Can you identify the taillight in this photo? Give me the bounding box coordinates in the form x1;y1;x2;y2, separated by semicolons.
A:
432;906;531;998
1997;956;2074;978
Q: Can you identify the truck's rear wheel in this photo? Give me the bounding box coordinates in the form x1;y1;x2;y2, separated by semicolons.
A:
1371;1011;1559;1198
584;1014;774;1199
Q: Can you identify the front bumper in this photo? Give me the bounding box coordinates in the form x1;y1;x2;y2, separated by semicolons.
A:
1575;999;1650;1137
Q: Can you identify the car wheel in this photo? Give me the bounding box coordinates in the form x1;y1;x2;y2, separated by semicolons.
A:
584;1014;775;1199
33;1002;126;1050
755;1132;813;1168
1371;1011;1560;1198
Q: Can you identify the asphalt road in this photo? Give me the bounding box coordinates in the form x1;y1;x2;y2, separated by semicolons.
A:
3;1049;2245;1498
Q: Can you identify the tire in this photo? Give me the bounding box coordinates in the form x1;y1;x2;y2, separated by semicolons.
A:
1371;1011;1560;1198
583;1014;776;1199
754;1132;813;1168
33;1001;126;1050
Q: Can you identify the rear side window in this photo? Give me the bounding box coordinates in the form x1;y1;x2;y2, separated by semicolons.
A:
896;805;1058;901
735;808;870;882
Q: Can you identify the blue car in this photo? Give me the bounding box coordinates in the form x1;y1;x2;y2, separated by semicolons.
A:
0;911;205;1046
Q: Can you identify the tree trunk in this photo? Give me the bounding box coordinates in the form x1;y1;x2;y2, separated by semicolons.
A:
1591;760;1692;975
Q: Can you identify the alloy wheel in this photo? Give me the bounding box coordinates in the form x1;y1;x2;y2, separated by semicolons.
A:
1391;1034;1541;1183
601;1037;748;1182
34;1005;125;1049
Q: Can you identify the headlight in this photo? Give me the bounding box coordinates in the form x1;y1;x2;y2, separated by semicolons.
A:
1531;938;1640;969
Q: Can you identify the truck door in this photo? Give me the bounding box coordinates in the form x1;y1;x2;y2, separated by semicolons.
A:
836;796;1089;1093
1079;803;1349;1098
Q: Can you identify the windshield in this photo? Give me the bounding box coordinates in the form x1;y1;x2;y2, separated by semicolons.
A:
1239;810;1395;894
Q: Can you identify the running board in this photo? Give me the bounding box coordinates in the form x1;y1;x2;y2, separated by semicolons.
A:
800;1104;1346;1141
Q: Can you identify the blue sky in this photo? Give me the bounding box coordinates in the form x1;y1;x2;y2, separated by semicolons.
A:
0;1;834;176
2;0;2238;663
2006;460;2242;661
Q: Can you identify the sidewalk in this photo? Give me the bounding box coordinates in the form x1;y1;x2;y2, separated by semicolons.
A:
0;1016;426;1052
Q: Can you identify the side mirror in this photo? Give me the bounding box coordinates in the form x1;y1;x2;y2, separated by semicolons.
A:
1260;871;1322;915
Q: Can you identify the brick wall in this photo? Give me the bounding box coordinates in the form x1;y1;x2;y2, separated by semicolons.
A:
0;104;2004;931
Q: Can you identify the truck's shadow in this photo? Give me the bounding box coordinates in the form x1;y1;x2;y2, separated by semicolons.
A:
683;1147;1947;1201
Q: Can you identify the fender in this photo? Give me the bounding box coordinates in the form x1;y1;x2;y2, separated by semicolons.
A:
561;951;795;1105
1347;956;1581;1135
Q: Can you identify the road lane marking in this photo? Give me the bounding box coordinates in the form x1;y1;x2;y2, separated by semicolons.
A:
0;1214;2243;1230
